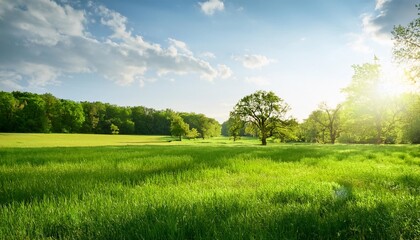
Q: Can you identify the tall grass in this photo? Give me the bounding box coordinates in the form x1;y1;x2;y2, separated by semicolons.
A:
0;142;419;239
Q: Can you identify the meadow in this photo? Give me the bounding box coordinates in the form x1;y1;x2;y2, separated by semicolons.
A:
0;134;419;239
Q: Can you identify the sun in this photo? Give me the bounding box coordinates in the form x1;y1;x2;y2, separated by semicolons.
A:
374;64;411;97
375;80;408;96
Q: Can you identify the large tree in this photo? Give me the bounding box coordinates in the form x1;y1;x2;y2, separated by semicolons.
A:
392;4;419;83
170;114;190;141
341;62;403;144
307;103;342;144
230;90;290;145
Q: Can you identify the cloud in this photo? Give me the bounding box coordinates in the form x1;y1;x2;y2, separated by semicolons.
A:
347;0;416;53
200;51;216;59
0;71;24;90
245;76;270;86
199;0;224;16
167;38;193;56
361;0;417;44
233;54;274;69
217;64;233;79
375;0;389;10
0;0;227;90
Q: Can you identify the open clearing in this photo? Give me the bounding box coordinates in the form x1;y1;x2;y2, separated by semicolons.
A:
0;134;419;239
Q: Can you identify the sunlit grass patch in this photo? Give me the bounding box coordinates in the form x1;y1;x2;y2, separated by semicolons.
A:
0;143;419;239
0;133;171;148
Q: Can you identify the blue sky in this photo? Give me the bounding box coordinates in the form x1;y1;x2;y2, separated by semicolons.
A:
0;0;417;122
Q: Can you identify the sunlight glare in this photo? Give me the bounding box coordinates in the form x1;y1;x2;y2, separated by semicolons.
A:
374;64;412;97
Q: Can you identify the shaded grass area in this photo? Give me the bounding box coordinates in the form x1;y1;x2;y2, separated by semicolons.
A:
0;144;419;239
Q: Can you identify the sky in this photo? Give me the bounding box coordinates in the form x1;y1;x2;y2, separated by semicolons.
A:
0;0;417;122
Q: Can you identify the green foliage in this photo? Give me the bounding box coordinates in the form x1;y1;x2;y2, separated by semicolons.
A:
0;92;18;132
392;5;420;83
0;143;419;239
302;103;342;144
299;117;322;143
130;106;171;135
180;113;221;139
120;119;135;134
58;99;85;133
186;128;199;139
271;118;299;142
170;114;190;141
230;90;291;145
81;101;106;134
110;123;119;135
12;92;50;133
0;92;220;138
400;93;420;143
341;62;403;144
222;115;245;141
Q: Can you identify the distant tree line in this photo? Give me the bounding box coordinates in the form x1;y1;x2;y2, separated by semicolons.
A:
0;91;221;139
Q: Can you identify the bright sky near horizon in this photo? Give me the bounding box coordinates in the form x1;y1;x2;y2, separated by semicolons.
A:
0;0;417;122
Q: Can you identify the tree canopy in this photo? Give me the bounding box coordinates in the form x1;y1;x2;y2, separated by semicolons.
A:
302;103;342;144
392;4;420;83
230;90;291;145
170;114;190;141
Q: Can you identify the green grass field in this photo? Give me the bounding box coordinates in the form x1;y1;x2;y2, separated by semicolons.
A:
0;134;419;239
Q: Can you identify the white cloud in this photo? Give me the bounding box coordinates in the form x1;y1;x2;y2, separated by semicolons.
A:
0;71;24;90
138;76;157;88
97;5;130;39
6;0;86;46
233;54;274;69
22;63;61;87
347;0;416;53
361;0;417;45
375;0;389;10
168;38;193;56
217;64;233;79
200;51;216;59
199;0;224;16
245;76;270;86
0;0;225;89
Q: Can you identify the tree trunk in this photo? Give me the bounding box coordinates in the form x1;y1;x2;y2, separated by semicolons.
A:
376;125;383;144
330;130;336;144
261;123;267;145
179;135;182;141
261;136;267;145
